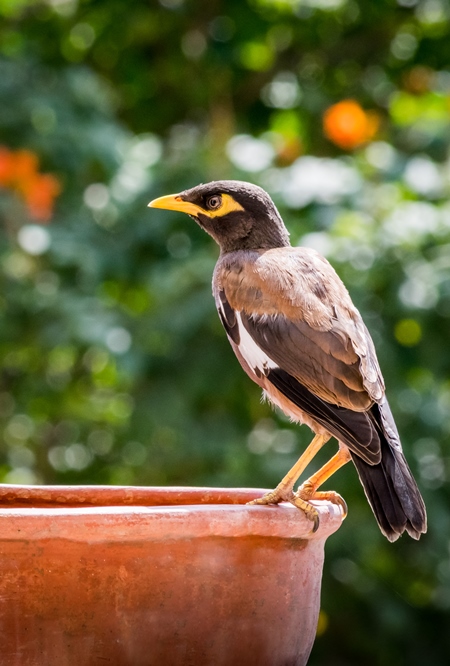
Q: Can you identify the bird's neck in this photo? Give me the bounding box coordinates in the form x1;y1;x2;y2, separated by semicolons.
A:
220;220;291;253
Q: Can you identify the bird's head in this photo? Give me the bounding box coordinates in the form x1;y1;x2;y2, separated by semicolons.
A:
148;180;290;253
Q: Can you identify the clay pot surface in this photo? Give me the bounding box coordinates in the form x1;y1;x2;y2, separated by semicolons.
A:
0;484;343;666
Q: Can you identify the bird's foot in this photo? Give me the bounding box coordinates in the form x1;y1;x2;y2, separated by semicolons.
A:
247;486;320;533
288;494;320;533
296;480;348;519
247;485;295;507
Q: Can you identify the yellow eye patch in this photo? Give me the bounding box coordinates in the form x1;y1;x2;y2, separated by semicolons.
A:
205;193;244;218
148;192;244;218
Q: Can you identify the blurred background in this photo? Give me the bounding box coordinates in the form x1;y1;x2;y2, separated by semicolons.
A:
0;0;449;663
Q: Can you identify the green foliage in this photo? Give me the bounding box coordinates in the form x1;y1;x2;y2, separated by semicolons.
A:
1;0;450;663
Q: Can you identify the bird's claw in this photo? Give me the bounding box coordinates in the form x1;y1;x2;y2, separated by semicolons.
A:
248;487;320;533
247;480;347;534
289;492;320;533
247;487;295;506
296;482;348;520
322;491;348;518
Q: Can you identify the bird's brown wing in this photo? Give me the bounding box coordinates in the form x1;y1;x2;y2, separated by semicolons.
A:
214;246;386;463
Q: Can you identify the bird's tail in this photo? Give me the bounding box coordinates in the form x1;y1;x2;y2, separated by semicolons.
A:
351;398;427;542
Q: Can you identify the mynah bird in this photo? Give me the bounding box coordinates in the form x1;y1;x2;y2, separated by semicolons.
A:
149;180;427;542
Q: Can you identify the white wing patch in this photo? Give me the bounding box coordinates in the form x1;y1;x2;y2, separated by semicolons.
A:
235;311;278;376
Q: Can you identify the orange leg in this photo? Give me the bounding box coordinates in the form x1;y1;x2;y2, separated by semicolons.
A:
249;437;351;533
294;444;351;518
248;433;329;514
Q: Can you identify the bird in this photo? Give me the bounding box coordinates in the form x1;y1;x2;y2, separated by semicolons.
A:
148;180;427;542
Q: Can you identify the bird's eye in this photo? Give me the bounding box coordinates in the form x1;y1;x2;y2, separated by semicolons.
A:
206;195;222;210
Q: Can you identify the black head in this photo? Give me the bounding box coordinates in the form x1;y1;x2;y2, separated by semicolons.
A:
149;180;290;253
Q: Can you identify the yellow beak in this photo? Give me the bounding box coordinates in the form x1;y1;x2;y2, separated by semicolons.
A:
148;193;202;217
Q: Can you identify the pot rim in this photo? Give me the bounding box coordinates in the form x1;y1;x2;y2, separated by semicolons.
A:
0;484;344;542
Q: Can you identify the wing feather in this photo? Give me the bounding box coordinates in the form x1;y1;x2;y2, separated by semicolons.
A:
213;246;387;463
215;246;385;404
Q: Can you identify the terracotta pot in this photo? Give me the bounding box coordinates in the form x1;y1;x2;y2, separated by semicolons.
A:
0;484;343;666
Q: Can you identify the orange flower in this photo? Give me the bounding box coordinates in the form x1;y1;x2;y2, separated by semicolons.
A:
13;150;40;185
323;100;379;150
0;148;40;188
0;145;61;222
22;174;61;222
0;147;15;186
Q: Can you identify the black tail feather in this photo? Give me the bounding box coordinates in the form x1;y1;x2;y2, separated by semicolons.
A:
351;399;427;542
265;367;426;541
